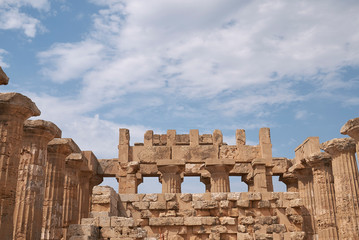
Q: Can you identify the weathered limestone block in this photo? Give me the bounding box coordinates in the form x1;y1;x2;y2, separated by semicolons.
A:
91;186;119;217
0;66;9;85
13;120;61;240
41;138;81;240
321;138;359;239
149;217;184;226
118;128;130;163
0;92;40;239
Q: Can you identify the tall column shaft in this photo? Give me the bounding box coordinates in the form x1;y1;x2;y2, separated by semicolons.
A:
306;152;338;240
321;138;359;239
13;120;60;240
0;93;40;239
295;166;316;239
41;138;80;240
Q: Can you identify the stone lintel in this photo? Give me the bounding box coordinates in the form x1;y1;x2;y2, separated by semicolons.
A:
305;152;332;166
294;137;320;163
97;158;118;176
0;66;9;85
0;92;40;118
206;159;235;166
341;117;359;140
47;138;81;156
24;120;61;139
158;159;185;166
320;138;356;155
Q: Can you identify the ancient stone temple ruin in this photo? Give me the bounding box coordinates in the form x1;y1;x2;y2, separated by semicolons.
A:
1;69;359;239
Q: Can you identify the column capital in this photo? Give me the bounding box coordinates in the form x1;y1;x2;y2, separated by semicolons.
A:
341;117;359;140
0;66;9;85
47;138;81;156
0;92;40;119
66;153;86;168
305;152;332;166
24;120;61;140
320;138;356;155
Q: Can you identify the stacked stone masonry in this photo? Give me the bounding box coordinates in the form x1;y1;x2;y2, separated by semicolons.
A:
1;70;359;239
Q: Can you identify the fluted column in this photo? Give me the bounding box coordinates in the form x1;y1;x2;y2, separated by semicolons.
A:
205;165;232;192
321;138;359;239
290;163;316;239
41;138;80;240
0;93;40;239
13;120;61;240
62;153;84;239
158;165;184;193
306;152;338;240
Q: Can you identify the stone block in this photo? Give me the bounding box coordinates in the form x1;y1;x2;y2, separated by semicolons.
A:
238;224;247;233
247;192;262;200
283;192;299;200
258;200;271;208
180;193;192;202
255;233;273;240
220;200;230;208
141;210;152;218
283;232;305;240
143;193;158;202
110;217;135;227
167;201;179;209
219;217;236;225
192;193;206;201
132;201;149;210
99;217;111;227
81;218;99;226
149;201;166;210
289;199;303;208
149;217;184;226
192;200;218;209
211;192;227;201
100;227;115;238
165;193;176;201
67;224;99;237
237;233;253;240
240;216;254;225
237;200;250;208
120;194;140;202
90;212;111;218
228;192;241;201
266;224;286;233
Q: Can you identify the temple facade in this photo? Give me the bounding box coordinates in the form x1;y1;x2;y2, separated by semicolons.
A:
1;69;359;239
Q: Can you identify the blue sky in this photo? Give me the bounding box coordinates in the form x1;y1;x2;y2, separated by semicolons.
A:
1;0;359;193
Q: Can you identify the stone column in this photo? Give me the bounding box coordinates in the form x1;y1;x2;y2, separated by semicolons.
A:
306;152;338;240
290;163;316;239
118;162;140;193
62;153;84;239
13;120;61;240
279;173;298;192
200;176;211;193
0;93;40;239
242;173;254;192
321;138;359;239
205;165;232;192
41;138;80;240
158;165;184;193
251;159;268;192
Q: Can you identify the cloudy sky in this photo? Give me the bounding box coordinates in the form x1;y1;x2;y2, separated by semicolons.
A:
1;0;358;193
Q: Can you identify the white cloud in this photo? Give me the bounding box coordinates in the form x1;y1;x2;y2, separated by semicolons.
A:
0;0;49;37
37;0;359;116
0;49;8;67
26;92;150;158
